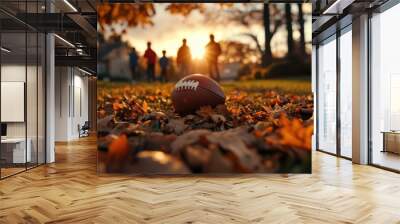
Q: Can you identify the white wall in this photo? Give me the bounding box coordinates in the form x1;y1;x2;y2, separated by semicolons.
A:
73;72;89;137
55;66;70;141
55;67;89;141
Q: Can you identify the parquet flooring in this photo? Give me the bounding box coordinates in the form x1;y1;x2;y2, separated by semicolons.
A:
1;167;26;178
0;136;400;224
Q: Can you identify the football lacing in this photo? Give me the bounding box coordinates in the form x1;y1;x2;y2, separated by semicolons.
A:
175;79;199;91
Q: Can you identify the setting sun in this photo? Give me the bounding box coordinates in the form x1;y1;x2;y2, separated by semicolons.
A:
191;44;205;59
174;30;209;60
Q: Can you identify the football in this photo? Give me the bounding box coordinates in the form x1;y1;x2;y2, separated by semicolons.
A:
171;74;225;115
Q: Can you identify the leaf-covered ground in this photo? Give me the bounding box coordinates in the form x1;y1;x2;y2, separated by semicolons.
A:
97;80;314;174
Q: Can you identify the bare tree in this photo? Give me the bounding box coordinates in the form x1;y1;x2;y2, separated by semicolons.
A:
225;4;283;66
262;4;273;66
285;4;294;59
297;3;306;57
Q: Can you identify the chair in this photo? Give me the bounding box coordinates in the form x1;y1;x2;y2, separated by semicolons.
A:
79;121;90;138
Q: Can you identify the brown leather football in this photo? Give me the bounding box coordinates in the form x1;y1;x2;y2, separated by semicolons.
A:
171;74;225;115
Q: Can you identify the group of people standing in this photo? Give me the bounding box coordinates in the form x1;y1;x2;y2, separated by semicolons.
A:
128;34;222;82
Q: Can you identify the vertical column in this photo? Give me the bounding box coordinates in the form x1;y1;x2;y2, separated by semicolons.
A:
352;14;369;164
46;0;55;163
336;29;341;157
312;45;316;151
88;76;97;132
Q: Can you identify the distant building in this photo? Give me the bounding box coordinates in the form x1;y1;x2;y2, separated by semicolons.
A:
98;40;131;81
105;47;131;81
221;62;241;80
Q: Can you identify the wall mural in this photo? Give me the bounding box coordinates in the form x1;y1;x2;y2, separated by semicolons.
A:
97;3;313;174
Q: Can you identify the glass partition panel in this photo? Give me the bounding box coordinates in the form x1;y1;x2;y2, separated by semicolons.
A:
371;4;400;171
317;36;337;154
0;0;46;179
38;32;45;165
339;28;352;158
27;31;38;169
1;31;27;177
26;0;39;169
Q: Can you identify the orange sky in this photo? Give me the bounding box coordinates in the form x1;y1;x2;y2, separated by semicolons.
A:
103;3;312;59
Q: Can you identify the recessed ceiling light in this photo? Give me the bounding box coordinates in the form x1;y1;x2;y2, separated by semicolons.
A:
54;34;75;48
322;0;354;15
1;47;11;53
78;67;92;76
63;0;78;12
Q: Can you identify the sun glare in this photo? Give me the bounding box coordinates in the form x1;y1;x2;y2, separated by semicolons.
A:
186;33;208;60
191;45;205;59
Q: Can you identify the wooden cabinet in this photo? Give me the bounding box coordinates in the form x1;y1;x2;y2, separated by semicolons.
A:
382;132;400;154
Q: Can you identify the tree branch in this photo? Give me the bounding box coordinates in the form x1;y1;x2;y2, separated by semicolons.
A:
240;33;264;56
270;19;283;37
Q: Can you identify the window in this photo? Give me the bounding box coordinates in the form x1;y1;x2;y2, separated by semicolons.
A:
370;3;400;171
317;36;337;154
339;28;352;158
0;1;46;179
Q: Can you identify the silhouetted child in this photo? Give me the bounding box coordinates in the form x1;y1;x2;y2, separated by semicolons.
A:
129;47;139;81
159;50;169;82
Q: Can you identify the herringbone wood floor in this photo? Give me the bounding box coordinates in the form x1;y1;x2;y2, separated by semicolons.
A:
0;136;399;224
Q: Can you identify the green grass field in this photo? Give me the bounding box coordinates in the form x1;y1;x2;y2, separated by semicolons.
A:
98;79;311;95
221;79;311;94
